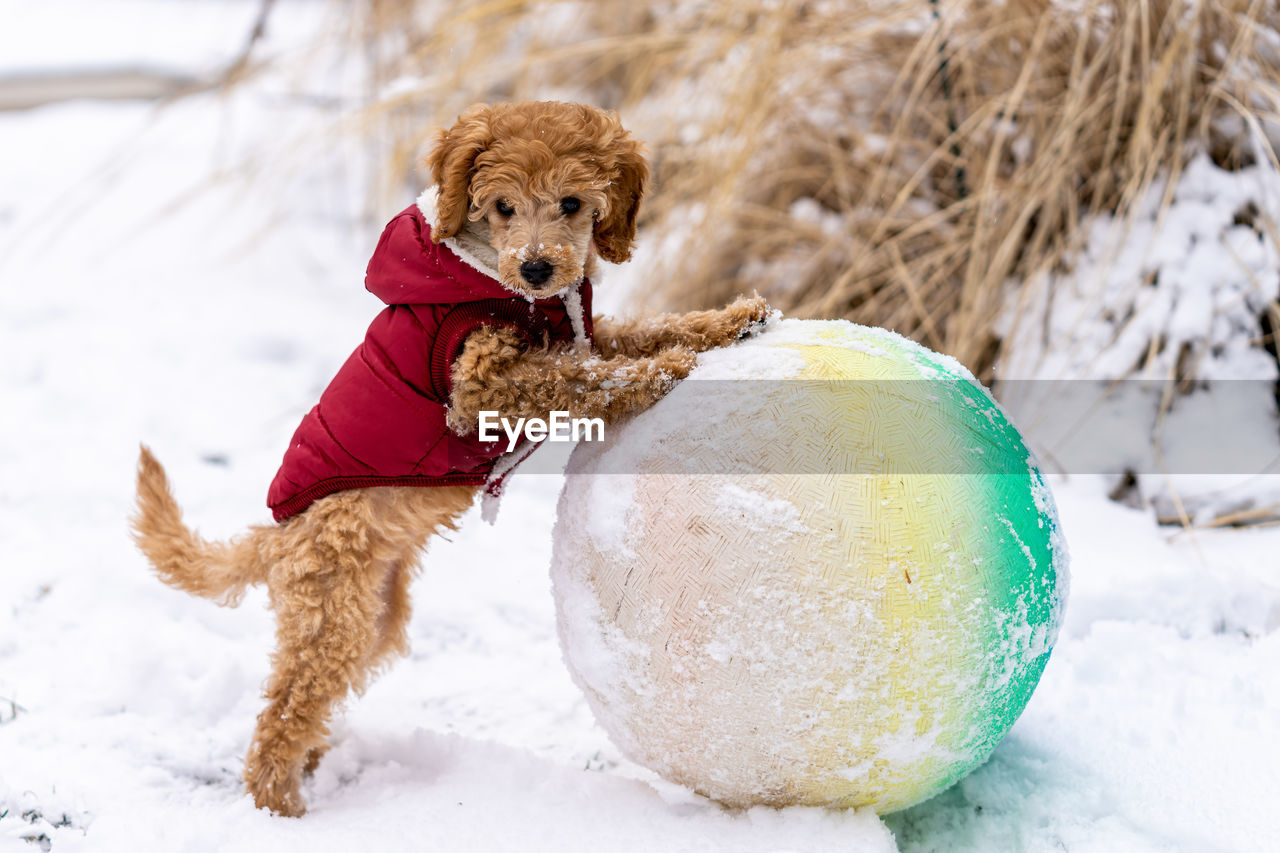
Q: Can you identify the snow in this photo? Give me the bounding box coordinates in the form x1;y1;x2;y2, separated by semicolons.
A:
996;152;1280;522
2;2;1279;850
688;335;806;380
0;1;268;76
583;474;638;558
713;484;806;534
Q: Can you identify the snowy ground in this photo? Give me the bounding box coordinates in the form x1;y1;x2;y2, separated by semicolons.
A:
3;3;1280;851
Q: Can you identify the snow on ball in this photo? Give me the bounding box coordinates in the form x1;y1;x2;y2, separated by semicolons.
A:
550;318;1068;814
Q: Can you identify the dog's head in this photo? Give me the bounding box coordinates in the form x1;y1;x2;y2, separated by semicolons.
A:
425;101;648;298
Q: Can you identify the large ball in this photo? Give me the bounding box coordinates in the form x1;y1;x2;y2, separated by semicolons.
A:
550;319;1068;813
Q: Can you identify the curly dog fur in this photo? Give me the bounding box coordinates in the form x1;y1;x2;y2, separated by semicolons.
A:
132;101;769;817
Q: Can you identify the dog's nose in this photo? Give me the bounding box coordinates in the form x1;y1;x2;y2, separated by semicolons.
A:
519;259;554;286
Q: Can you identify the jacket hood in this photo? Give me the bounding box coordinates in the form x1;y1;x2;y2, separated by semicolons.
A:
363;188;524;305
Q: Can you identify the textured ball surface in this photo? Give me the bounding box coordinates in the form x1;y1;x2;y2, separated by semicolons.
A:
551;319;1068;814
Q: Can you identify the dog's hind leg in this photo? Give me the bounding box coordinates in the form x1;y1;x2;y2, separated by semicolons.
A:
246;486;477;808
242;493;386;817
290;556;410;784
362;486;476;673
291;555;413;786
368;557;416;667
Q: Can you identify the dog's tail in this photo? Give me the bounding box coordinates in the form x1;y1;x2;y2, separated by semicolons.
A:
131;445;270;605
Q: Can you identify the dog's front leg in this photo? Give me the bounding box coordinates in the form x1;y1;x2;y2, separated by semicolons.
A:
592;294;772;358
446;326;697;434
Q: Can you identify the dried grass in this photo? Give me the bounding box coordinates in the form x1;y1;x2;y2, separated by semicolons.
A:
345;0;1280;375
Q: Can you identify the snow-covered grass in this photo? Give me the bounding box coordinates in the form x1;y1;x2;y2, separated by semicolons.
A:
997;153;1280;525
2;3;1280;850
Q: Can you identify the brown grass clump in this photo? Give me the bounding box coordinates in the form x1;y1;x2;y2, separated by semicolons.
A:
349;0;1280;376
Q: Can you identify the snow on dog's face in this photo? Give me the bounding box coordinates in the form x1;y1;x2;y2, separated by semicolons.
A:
426;101;648;298
478;178;605;298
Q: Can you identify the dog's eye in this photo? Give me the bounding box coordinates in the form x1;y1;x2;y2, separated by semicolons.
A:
496;200;515;217
559;197;581;216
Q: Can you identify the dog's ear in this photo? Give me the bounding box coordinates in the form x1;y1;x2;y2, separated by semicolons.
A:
593;134;649;264
424;104;493;242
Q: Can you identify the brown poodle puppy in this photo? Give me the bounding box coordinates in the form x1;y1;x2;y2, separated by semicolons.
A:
132;101;770;817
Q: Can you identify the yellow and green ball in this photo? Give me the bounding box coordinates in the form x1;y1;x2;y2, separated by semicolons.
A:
551;319;1068;813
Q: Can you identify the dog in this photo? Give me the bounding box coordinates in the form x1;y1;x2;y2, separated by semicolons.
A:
132;100;770;816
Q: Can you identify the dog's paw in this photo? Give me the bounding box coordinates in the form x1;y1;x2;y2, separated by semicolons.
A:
244;750;307;817
726;294;774;340
445;405;474;437
654;345;697;386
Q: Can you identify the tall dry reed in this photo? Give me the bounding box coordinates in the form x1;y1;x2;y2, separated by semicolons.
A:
346;0;1280;376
